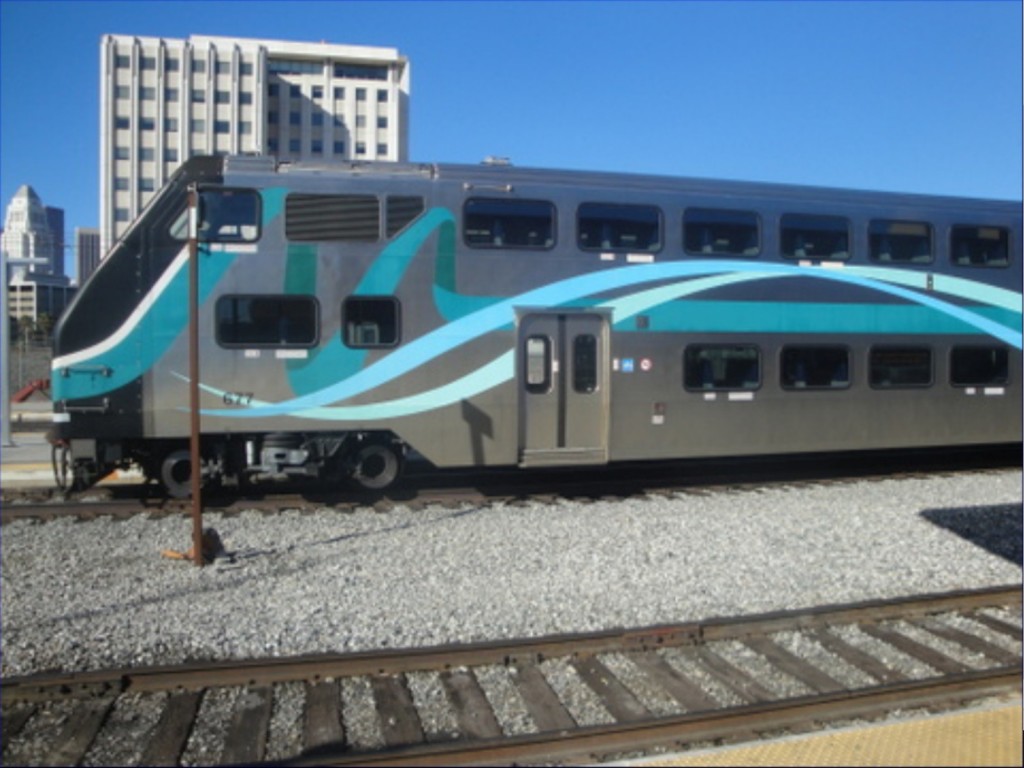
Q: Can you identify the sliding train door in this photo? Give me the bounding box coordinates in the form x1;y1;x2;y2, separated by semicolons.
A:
517;310;610;467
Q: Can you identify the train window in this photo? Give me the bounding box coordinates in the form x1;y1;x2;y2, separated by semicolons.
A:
683;209;760;256
950;346;1009;387
573;334;599;393
386;196;425;237
196;188;261;242
343;297;400;348
464;198;555;249
577;203;661;252
951;226;1009;267
216;295;318;347
683;345;760;391
869;220;932;263
780;346;850;389
780;214;850;260
286;193;380;242
525;336;551;393
869;347;932;388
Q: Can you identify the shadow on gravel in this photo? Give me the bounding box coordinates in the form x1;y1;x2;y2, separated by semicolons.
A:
920;503;1023;566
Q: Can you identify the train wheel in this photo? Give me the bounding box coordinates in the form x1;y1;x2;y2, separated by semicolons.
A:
349;440;403;490
160;449;194;499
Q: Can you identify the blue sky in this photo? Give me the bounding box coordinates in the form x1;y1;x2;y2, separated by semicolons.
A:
1;0;1021;279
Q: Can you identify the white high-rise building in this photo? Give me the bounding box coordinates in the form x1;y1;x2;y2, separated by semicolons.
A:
100;34;410;254
2;186;73;323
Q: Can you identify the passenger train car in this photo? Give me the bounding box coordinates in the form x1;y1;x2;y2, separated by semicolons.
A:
50;155;1022;495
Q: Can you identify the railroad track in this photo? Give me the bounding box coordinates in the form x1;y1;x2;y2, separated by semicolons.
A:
2;584;1020;766
2;446;1019;524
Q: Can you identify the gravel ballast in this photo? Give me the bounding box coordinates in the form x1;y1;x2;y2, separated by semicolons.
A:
2;470;1021;678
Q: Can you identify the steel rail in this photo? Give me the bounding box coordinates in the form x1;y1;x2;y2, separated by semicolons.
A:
4;583;1019;703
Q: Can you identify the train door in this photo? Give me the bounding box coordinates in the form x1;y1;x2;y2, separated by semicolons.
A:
518;311;610;467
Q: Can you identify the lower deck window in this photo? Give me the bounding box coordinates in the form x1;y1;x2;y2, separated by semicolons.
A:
684;345;760;391
343;297;400;348
870;347;933;388
951;346;1009;386
781;346;850;389
216;295;318;347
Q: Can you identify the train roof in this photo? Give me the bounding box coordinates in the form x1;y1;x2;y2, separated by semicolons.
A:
217;155;1023;214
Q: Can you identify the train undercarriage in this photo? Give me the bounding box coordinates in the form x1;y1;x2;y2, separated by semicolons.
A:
51;431;406;497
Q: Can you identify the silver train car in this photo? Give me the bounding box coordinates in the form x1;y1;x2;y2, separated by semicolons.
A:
51;155;1022;495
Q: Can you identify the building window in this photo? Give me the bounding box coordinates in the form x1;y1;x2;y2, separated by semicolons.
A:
950;346;1009;387
312;140;323;154
139;148;155;161
140;117;155;131
115;208;130;222
140;56;156;71
268;83;279;97
115;54;130;69
268;111;278;124
684;345;761;391
343;297;399;348
356;142;366;155
289;84;301;98
240;62;253;76
114;147;130;160
216;61;231;75
356;115;366;128
577;202;661;253
140;178;155;192
869;347;932;388
684;208;760;256
951;225;1010;267
377;116;389;129
289;111;301;125
289;139;300;153
192;59;206;74
267;138;278;152
780;214;850;260
285;193;380;241
114;177;130;191
333;141;345;154
312;85;323;99
164;148;179;162
333;63;388;80
115;85;130;99
780;346;850;389
239;121;252;135
215;90;231;104
334;86;345;99
139;86;156;101
192;89;206;103
312;112;324;126
166;57;180;72
115;116;131;130
377;89;389;103
165;87;179;102
214;120;230;134
356;88;367;101
191;119;206;132
239;92;252;105
464;198;555;249
164;117;179;132
869;219;932;263
216;295;318;348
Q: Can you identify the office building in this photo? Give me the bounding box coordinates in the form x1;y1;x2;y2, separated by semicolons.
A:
75;227;101;285
2;186;73;324
100;34;410;253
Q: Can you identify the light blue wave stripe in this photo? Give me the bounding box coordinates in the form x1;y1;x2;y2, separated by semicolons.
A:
202;260;1022;420
846;266;1022;314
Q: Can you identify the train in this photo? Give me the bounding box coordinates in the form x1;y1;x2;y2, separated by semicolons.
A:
50;154;1022;496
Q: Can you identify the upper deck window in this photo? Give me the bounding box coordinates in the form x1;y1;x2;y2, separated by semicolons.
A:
464;198;555;249
780;214;850;260
684;208;760;256
951;225;1010;267
869;219;932;264
286;194;380;242
577;203;661;253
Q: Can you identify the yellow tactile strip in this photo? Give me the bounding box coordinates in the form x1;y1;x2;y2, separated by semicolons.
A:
634;702;1022;767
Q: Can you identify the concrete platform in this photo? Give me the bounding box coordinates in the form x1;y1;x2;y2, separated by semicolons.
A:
617;697;1022;767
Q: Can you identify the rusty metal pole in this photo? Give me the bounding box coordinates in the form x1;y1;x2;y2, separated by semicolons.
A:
187;185;204;566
